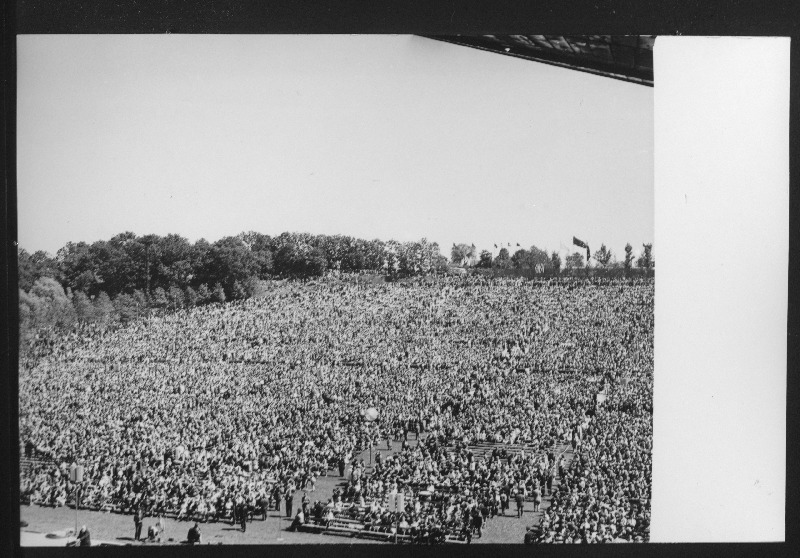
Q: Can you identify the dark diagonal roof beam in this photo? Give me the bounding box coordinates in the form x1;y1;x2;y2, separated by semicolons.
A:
426;35;655;87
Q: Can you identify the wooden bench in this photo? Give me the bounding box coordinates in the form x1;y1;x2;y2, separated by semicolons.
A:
301;517;416;543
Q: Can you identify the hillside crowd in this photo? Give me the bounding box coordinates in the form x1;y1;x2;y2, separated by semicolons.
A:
19;275;653;543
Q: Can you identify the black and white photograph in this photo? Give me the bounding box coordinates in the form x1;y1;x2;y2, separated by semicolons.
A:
11;32;787;548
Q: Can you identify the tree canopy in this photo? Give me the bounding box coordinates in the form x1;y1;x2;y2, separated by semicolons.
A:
637;243;654;270
17;232;651;350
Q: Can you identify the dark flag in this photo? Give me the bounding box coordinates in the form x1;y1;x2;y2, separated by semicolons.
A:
494;244;497;249
516;243;520;247
573;237;590;261
572;237;588;249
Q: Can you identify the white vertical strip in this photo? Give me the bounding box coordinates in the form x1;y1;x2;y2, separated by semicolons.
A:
652;36;788;542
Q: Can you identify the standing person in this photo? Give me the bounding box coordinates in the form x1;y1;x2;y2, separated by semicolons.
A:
500;491;509;516
490;493;499;519
515;491;525;519
461;522;472;544
532;486;542;512
272;485;282;515
301;492;310;516
257;495;269;521
471;507;483;539
337;456;346;477
285;489;294;518
187;523;201;544
239;501;247;532
134;507;143;541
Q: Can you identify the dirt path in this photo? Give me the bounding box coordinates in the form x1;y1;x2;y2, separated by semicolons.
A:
20;436;574;546
475;442;575;544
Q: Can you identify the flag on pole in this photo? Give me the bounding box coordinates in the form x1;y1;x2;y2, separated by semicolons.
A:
573;237;590;261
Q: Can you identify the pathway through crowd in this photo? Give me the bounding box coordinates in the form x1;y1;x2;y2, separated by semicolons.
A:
20;437;576;545
349;434;577;544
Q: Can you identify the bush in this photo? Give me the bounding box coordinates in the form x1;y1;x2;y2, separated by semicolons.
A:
150;287;168;309
212;283;226;303
114;293;140;323
94;292;117;326
196;284;211;304
168;286;185;311
185;286;198;308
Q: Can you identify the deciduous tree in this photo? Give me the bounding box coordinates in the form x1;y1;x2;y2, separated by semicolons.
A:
93;291;116;327
196;284;211;304
565;252;585;270
167;286;185;310
637;243;654;270
72;291;95;322
151;287;168;309
114;293;139;324
212;283;226;304
624;243;634;271
30;277;76;328
450;243;476;266
185;286;198;308
551;251;562;274
594;244;613;267
493;248;512;269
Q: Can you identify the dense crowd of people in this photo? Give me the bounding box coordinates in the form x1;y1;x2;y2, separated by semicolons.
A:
19;275;653;543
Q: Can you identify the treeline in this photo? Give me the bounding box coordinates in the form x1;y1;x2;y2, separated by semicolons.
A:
17;231;449;343
452;242;654;274
18;231;654;347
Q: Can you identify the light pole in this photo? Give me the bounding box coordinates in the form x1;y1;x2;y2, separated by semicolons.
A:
269;479;282;542
363;407;378;472
392;492;404;544
69;463;83;538
144;241;151;297
141;239;153;327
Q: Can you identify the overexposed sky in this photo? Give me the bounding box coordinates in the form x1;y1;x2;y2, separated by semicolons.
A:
17;35;653;259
